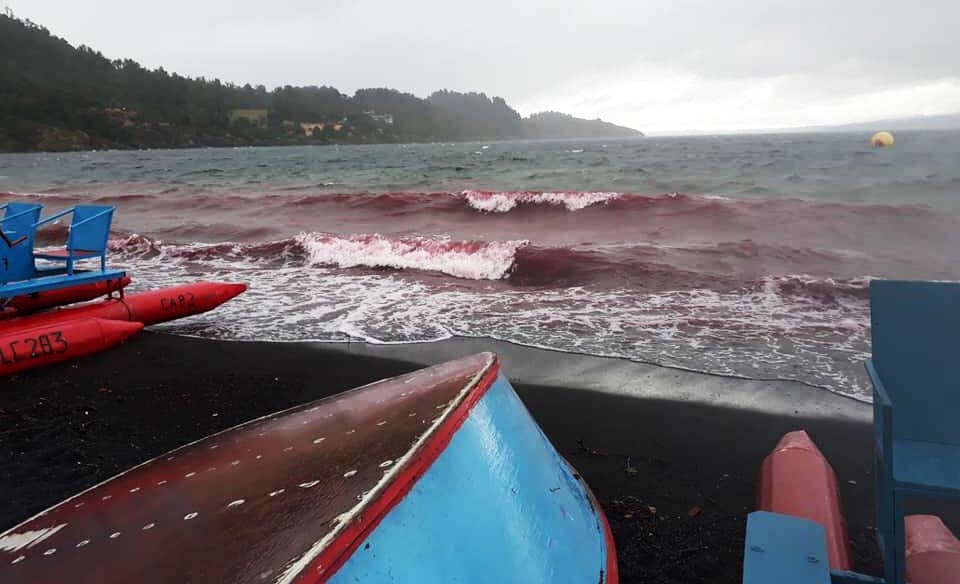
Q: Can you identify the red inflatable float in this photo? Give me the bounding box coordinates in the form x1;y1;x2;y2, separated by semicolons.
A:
0;318;142;376
0;281;247;331
905;515;960;584
757;430;853;571
4;275;130;315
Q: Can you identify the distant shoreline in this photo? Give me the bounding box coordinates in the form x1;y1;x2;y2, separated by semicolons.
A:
0;133;646;155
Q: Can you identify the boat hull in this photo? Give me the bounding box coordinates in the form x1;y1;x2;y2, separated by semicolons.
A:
326;374;615;584
0;353;615;583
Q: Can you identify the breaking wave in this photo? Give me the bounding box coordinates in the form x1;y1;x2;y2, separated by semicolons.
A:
107;232;876;305
461;190;623;212
296;233;527;280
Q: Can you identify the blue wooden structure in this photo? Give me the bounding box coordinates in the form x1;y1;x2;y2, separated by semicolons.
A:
743;512;884;584
0;203;125;303
1;203;42;274
743;512;831;584
866;280;960;584
743;279;960;584
34;205;115;274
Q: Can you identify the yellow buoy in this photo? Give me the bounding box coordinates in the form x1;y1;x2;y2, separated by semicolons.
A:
870;131;895;147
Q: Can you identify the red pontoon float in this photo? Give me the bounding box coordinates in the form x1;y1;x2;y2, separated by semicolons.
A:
0;318;143;376
3;275;130;315
905;515;960;584
0;281;248;332
0;353;617;583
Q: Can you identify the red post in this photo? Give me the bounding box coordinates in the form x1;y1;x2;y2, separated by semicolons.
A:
757;430;853;570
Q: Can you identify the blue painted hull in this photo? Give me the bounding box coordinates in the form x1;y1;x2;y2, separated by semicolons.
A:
330;374;615;583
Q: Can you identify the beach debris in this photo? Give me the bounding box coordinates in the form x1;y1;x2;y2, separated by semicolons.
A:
576;438;606;456
847;480;857;486
687;506;702;517
647;505;657;516
624;456;638;475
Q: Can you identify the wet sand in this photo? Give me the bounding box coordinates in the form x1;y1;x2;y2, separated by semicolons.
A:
0;333;890;582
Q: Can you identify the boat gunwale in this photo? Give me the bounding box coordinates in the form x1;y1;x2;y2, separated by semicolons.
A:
287;352;499;583
578;459;619;584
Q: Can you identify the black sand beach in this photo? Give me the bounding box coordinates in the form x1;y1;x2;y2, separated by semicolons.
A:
0;333;889;582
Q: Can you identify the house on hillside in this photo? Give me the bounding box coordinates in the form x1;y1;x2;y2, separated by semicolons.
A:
363;110;394;125
300;122;325;136
103;107;138;128
229;109;268;127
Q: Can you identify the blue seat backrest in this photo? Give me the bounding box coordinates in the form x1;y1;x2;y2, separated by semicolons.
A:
1;203;42;283
4;203;42;238
68;205;114;253
871;280;960;444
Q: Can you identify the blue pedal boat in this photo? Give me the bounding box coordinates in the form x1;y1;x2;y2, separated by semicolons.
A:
742;280;960;584
0;353;618;583
0;202;126;305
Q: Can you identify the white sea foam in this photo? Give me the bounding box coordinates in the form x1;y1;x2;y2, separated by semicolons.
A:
110;239;873;400
462;190;622;213
296;233;526;280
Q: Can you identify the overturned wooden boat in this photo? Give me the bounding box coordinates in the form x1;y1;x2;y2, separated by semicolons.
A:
0;353;617;583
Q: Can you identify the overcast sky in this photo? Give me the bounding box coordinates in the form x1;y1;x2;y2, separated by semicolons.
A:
9;0;960;133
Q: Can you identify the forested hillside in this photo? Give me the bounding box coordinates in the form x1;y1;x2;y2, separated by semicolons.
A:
0;13;641;151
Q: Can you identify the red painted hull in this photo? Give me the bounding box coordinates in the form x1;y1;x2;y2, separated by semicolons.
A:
0;281;247;331
0;354;613;582
4;276;131;315
757;430;853;570
906;515;960;584
0;318;143;376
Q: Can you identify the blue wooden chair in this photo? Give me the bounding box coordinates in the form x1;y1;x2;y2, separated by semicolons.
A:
34;205;115;275
0;203;43;283
744;511;885;584
866;280;960;584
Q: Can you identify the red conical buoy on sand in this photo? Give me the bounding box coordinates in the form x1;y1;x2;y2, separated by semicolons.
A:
757;430;853;570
